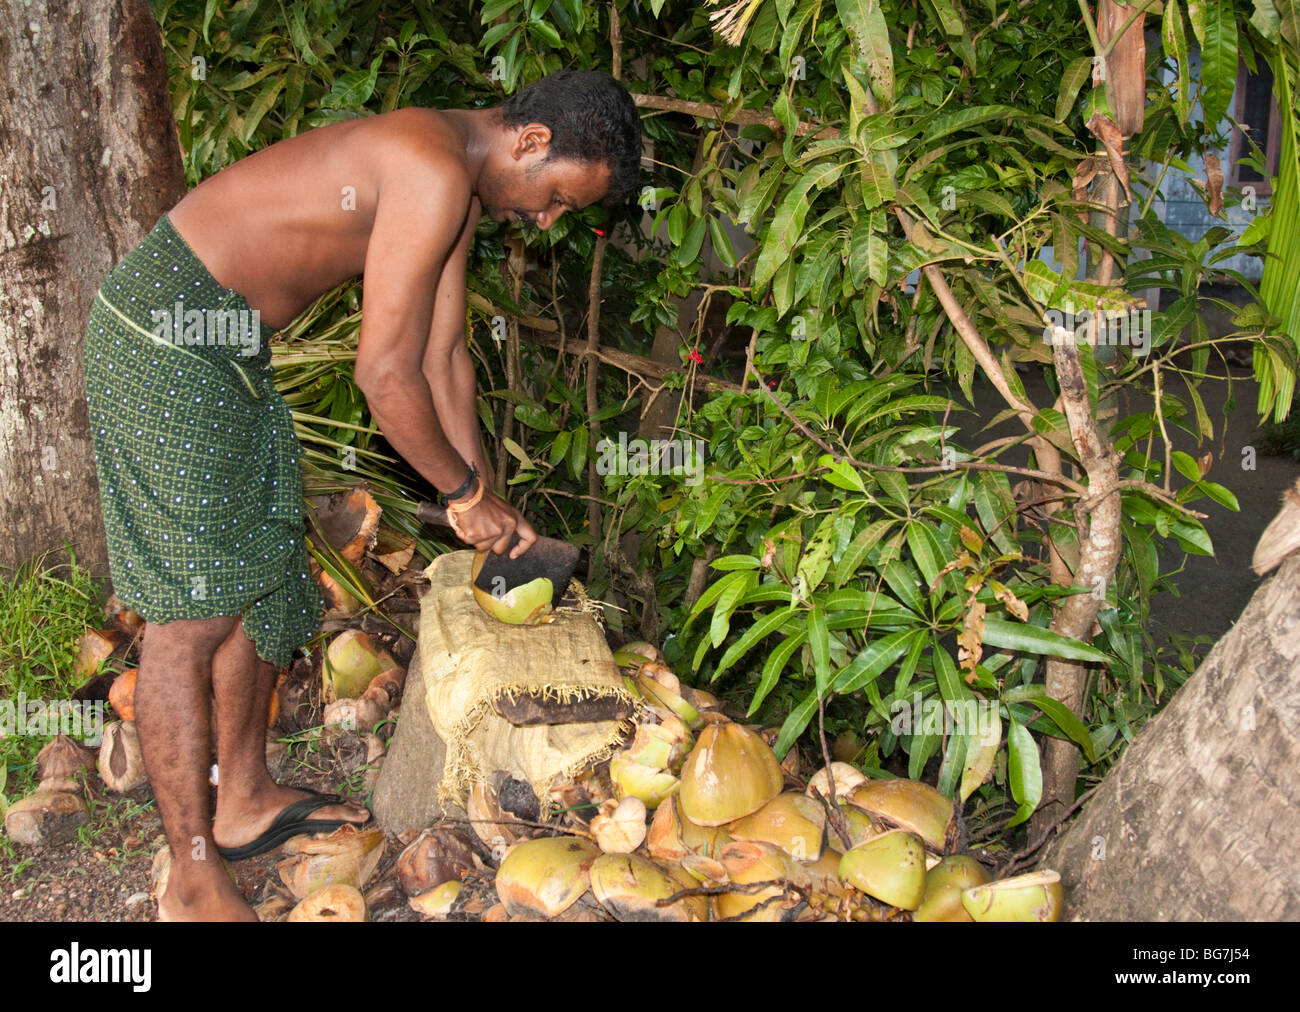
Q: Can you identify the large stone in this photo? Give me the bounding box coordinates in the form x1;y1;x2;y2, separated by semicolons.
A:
371;642;457;834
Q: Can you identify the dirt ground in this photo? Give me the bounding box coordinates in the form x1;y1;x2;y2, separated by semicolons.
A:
1;363;1296;923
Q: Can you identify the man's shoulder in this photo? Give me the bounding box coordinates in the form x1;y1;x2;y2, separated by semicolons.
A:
362;108;468;176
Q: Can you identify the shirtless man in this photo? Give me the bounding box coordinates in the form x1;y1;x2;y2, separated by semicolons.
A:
82;70;642;920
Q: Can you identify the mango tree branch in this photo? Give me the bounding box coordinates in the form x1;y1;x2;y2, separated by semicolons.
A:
631;93;838;139
1035;336;1125;834
891;207;1072;583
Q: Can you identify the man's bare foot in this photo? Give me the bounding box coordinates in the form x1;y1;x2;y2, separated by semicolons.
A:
157;861;259;922
212;783;370;853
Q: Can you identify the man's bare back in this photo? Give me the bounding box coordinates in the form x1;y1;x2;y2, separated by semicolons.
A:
168;108;471;330
166;101;616;556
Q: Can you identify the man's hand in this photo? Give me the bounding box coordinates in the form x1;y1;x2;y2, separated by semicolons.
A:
452;491;538;558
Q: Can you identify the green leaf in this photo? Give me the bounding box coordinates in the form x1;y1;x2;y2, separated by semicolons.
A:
932;643;973;704
1171;517;1214;555
924;0;965;36
922;104;1022;145
674;215;708;267
981;618;1110;663
797;516;838;592
809;603;831;698
1055;56;1092;123
859;149;897;208
1188;0;1238;129
710;570;754;648
833;629;917;693
321;56;380;109
707;215;737;269
1020;696;1098;764
568;424;588;479
818;454;866;491
835;519;895;588
1163;0;1192;123
685;569;751;630
881;559;925;614
774;688;821;759
240;77;286;143
513;404;559;431
713;606;801;680
548;428;572;466
712;554;761;571
1197;481;1240;511
746;630;808;711
754;163;845;290
1005;717;1042;827
526;19;563;48
837;0;894;104
1171;449;1202;483
973;469;1019;554
906;521;945;592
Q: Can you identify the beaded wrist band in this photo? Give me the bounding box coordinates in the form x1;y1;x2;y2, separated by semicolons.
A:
442;462;478;505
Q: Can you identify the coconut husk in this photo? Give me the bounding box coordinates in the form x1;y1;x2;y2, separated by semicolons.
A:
287;884;368;922
98;720;148;793
37;736;98;784
3;790;88;846
396;827;476;897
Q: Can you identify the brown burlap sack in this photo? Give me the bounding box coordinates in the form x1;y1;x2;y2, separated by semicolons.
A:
420;550;637;808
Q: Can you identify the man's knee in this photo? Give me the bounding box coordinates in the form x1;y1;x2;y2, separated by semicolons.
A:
142;615;240;666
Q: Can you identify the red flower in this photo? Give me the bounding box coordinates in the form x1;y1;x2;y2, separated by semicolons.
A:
686;347;704;365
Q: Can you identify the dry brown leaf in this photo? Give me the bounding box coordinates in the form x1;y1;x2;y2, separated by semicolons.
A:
992;581;1030;622
957;598;986;682
1072;156;1101;204
1086;114;1132;203
1204;152;1224;216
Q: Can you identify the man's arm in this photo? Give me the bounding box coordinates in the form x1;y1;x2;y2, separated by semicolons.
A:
422;193;491;483
353;153;534;557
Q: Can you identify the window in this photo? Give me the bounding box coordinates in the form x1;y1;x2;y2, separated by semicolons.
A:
1230;59;1281;195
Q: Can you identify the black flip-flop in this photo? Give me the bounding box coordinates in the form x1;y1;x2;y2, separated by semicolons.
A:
215;789;373;862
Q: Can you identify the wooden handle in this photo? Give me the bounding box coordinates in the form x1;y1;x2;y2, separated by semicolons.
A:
415;501;451;527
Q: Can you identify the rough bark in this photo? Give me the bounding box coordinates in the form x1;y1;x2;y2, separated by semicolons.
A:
1034;339;1123;834
0;1;187;577
1098;0;1146;138
1038;551;1300;920
371;641;453;835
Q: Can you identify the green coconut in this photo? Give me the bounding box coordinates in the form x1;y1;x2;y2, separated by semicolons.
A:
470;550;554;624
589;853;707;922
609;755;680;810
914;855;992;922
728;792;827;861
634;671;702;729
678;720;784;828
962;870;1064;922
494;836;601;918
846;778;954;851
839;830;928;910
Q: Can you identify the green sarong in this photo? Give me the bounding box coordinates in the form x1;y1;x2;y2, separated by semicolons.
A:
83;214;324;667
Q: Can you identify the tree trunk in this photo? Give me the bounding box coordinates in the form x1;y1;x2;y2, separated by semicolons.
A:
1037;549;1300;920
0;1;187;578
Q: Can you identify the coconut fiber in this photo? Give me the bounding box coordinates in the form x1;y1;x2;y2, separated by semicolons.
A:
419;550;638;808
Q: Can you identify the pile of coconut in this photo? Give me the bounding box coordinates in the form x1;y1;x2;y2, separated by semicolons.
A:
394;643;1063;923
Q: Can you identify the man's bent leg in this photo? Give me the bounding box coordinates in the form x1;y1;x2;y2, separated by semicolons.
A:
136;615;257;922
209;620;367;851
